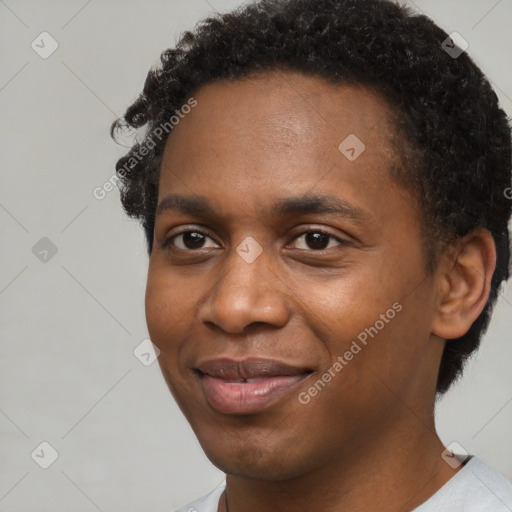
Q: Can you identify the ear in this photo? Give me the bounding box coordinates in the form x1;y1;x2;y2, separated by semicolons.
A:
431;228;496;340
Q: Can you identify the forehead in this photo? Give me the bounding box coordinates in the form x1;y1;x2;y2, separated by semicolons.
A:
157;70;406;219
166;70;396;150
166;70;397;157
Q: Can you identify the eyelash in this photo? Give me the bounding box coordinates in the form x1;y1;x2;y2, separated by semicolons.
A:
161;228;347;252
161;229;213;250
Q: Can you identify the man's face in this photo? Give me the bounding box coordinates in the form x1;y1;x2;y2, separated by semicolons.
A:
145;71;443;479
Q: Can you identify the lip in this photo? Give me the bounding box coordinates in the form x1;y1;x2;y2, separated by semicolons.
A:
195;357;312;414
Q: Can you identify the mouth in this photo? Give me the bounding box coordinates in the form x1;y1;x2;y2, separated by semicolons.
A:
194;357;313;415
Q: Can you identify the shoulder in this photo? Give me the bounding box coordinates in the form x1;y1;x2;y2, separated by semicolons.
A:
174;481;226;512
414;456;512;511
173;461;512;512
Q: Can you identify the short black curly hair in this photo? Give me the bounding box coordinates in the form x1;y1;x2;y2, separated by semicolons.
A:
111;0;512;395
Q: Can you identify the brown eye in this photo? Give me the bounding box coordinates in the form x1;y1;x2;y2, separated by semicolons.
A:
291;231;345;251
162;230;219;251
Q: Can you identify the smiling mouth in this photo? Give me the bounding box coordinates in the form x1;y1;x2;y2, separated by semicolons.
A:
194;357;313;415
198;373;311;414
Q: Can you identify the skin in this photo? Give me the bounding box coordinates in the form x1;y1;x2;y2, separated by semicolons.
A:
145;70;496;512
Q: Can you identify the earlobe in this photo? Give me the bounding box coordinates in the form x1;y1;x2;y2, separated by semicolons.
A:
431;229;496;340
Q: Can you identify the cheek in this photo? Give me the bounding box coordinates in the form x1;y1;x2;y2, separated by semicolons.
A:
299;270;417;383
144;266;187;350
144;273;166;342
296;270;395;342
145;273;194;401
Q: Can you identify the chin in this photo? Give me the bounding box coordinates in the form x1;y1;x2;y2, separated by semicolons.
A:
196;428;310;481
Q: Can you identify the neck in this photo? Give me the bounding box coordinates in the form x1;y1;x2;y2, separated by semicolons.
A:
220;420;461;512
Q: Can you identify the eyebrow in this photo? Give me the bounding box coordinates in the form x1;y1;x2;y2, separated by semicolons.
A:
156;193;373;223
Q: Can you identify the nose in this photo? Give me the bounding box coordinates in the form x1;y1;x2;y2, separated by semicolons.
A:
198;243;291;334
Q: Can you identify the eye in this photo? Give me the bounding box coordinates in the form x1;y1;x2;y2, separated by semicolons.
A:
290;230;346;251
162;229;219;251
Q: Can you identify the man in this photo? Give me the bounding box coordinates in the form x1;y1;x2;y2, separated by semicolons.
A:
111;0;512;510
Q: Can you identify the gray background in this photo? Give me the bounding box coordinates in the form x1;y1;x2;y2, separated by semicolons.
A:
1;0;511;510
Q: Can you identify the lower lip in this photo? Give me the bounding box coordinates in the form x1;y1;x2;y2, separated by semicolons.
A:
200;374;309;414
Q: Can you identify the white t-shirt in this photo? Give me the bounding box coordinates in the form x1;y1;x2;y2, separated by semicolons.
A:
175;457;512;512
